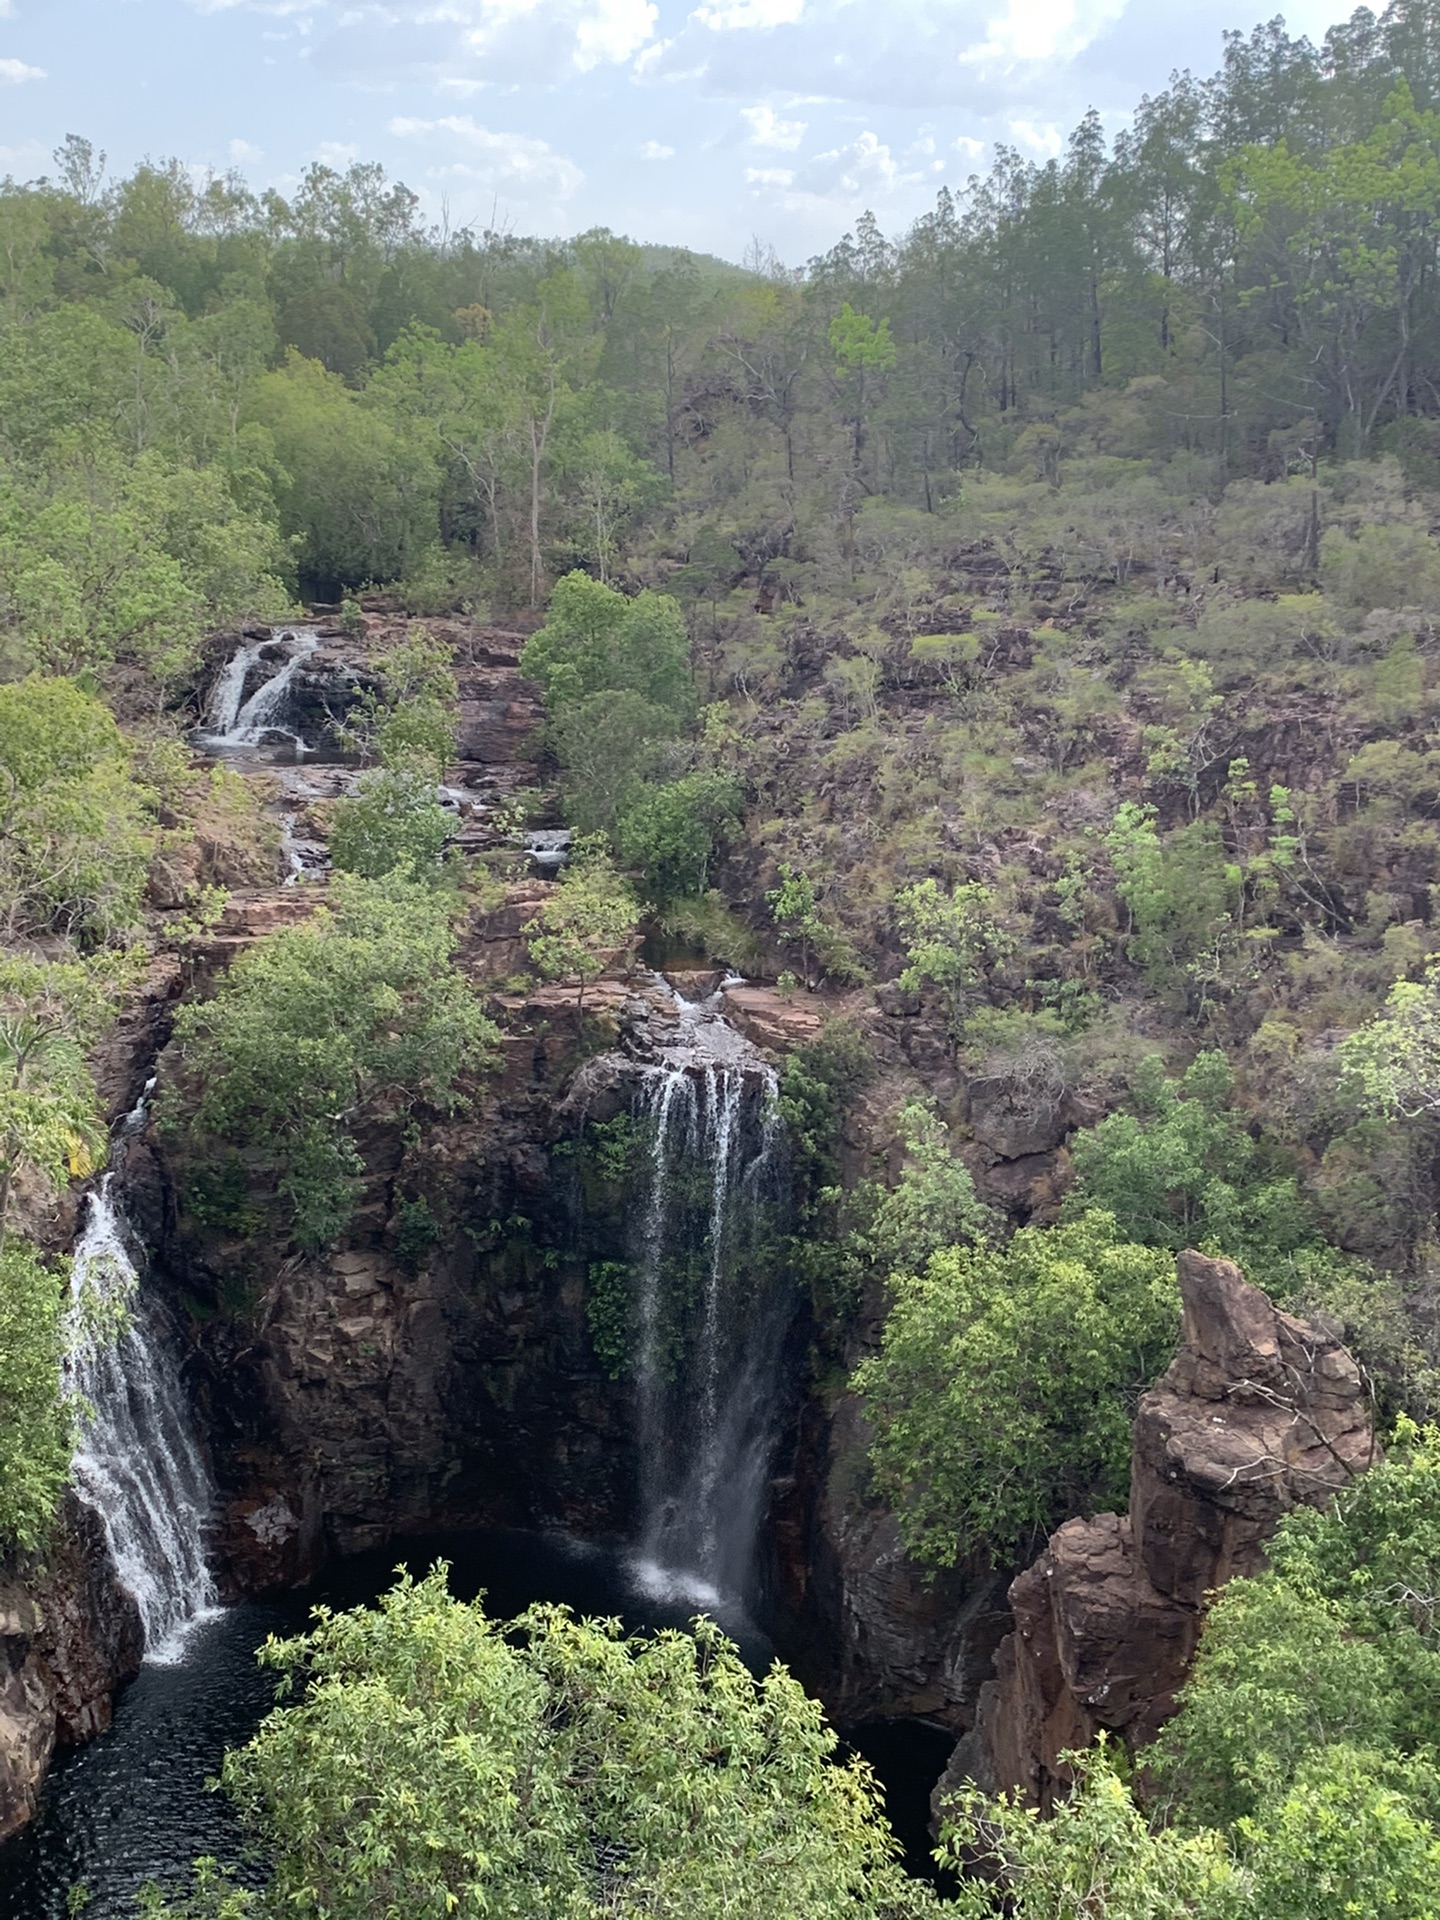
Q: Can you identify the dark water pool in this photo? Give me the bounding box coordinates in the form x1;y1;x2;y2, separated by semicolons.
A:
0;1531;951;1916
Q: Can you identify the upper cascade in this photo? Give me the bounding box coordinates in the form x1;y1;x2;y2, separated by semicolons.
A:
200;627;321;750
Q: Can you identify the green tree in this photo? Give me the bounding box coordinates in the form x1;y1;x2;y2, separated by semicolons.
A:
895;879;1015;1046
0;952;119;1245
615;771;741;903
1343;957;1440;1117
941;1739;1246;1920
171;874;497;1247
0;676;158;943
1067;1052;1332;1300
329;768;453;884
0;1239;74;1555
182;1568;936;1920
524;843;638;1008
853;1211;1178;1564
521;571;693;721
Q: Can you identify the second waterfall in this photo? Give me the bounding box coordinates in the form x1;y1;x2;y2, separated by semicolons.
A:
625;986;788;1609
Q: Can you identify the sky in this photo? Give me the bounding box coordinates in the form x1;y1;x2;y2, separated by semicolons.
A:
0;0;1366;264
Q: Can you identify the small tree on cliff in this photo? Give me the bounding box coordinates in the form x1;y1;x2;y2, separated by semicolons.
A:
524;841;638;1009
852;1210;1178;1565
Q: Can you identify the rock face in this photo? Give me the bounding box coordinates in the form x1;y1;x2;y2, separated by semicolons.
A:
0;1497;143;1842
774;1394;1013;1735
951;1250;1375;1810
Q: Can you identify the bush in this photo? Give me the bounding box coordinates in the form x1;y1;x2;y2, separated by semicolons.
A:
329;767;453;882
0;676;157;943
171;873;498;1247
616;771;742;903
191;1568;936;1919
0;1239;73;1555
853;1210;1179;1564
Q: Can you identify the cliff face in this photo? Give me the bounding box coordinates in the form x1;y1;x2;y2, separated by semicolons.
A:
0;1498;142;1843
946;1249;1375;1811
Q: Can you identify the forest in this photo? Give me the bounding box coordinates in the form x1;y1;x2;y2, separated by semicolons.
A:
6;0;1440;1913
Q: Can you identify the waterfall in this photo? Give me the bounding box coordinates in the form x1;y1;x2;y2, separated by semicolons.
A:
201;627;320;748
65;1176;219;1664
626;985;785;1609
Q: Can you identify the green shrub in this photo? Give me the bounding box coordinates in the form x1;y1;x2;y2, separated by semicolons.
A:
0;1239;73;1555
191;1568;935;1919
853;1210;1179;1564
171;873;498;1248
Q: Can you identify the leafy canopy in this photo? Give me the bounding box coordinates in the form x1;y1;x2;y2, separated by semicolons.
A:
853;1210;1179;1564
1067;1052;1340;1301
521;570;693;722
184;1567;937;1920
523;841;639;1006
171;873;498;1248
0;1240;74;1555
0;676;159;944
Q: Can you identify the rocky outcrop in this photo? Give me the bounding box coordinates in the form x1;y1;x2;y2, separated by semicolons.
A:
949;1250;1375;1810
0;1498;143;1842
777;1394;1013;1734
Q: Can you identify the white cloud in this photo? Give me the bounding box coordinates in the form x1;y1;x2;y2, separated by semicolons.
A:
745;164;795;186
317;139;359;164
697;0;806;26
641;0;1141;110
388;113;583;218
740;102;806;149
229;137;264;162
0;138;47;177
953;133;985;157
794;129;906;197
1008;117;1062;154
0;55;43;83
976;0;1128;65
640;138;675;159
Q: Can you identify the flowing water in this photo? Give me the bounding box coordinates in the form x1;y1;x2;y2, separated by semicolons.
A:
626;983;786;1614
65;1180;219;1663
198;627;320;750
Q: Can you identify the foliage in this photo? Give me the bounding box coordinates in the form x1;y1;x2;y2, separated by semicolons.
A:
343;624;459;778
171;873;497;1247
0;950;122;1244
615;771;742;903
521;572;692;722
0;1239;74;1556
896;880;1014;1044
940;1739;1247;1920
849;1101;997;1280
853;1211;1178;1564
0;676;159;944
1343;959;1440;1118
329;767;454;884
1149;1420;1440;1831
1067;1052;1345;1301
188;1567;937;1920
776;1019;875;1191
523;841;639;1006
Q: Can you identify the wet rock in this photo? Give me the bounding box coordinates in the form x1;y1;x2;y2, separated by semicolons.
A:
0;1498;143;1842
778;1395;1012;1737
956;1250;1376;1809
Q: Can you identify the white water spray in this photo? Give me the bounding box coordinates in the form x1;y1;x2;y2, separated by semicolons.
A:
201;627;320;748
65;1175;219;1664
